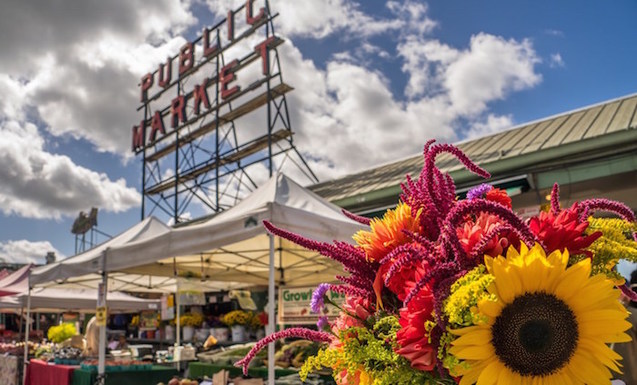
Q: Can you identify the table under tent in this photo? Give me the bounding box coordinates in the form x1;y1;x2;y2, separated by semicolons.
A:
29;173;367;385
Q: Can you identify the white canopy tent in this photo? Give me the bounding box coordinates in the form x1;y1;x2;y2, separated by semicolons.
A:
29;173;367;384
0;287;159;313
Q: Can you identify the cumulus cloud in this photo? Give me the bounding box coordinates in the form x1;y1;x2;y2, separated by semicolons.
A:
466;114;514;139
0;0;544;222
203;0;409;39
549;53;565;68
0;120;140;219
0;239;65;264
0;0;195;155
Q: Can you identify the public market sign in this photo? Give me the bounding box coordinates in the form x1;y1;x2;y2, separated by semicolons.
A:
131;0;276;152
278;286;345;325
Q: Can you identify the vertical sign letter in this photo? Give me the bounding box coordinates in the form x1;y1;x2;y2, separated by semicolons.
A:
193;79;211;115
140;73;153;102
170;95;187;128
227;10;235;42
203;28;219;57
220;60;240;100
158;57;173;88
246;0;265;25
255;36;276;75
131;120;145;151
149;111;166;142
179;42;194;76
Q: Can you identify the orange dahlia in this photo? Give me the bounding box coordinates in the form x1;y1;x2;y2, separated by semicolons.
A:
353;202;421;261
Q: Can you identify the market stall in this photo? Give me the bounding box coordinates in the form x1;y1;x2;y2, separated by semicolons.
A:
71;365;178;385
25;359;76;385
29;173;367;385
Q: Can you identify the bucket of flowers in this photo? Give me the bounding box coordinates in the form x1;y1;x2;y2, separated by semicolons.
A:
222;310;251;342
236;140;637;385
178;313;204;341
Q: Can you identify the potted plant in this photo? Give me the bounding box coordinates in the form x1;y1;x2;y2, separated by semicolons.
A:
222;310;250;341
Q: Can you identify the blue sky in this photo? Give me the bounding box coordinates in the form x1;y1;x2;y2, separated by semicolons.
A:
0;0;635;277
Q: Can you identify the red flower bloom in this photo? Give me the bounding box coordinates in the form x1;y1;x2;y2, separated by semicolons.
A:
485;188;512;208
457;213;510;258
395;287;437;371
374;243;431;302
529;202;602;257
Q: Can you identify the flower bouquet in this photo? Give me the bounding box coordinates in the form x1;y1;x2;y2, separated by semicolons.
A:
236;141;637;385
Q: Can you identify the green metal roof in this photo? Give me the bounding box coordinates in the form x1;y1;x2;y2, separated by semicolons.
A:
310;93;637;209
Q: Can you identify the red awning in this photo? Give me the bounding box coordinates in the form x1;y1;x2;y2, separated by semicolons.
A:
0;264;32;297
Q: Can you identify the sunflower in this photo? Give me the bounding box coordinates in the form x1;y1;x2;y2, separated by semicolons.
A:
449;243;631;385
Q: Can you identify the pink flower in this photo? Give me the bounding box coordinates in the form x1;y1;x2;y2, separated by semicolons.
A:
457;212;509;258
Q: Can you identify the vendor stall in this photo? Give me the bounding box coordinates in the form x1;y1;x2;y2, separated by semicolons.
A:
29;174;367;385
71;365;178;385
25;359;76;385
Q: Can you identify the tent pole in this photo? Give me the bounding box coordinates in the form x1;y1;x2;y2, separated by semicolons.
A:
268;234;275;385
174;258;180;371
98;252;108;381
22;273;31;385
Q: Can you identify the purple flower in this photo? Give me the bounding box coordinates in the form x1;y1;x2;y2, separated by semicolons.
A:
466;183;493;200
316;316;329;330
311;283;330;313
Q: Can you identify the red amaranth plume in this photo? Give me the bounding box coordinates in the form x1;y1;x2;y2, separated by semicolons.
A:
403;261;457;306
235;328;333;375
341;209;372;226
579;198;637;242
262;220;375;279
550;183;561;215
468;224;514;261
580;198;636;222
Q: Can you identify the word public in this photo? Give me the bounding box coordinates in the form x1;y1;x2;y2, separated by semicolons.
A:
132;0;274;152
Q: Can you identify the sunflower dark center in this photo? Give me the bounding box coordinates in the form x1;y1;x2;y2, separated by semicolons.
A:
491;292;578;376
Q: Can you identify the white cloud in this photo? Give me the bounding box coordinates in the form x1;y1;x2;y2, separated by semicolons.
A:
544;29;564;37
466;113;514;139
203;0;430;39
443;33;541;116
0;0;196;156
0;0;544;216
0;120;140;219
0;240;65;264
549;53;565;68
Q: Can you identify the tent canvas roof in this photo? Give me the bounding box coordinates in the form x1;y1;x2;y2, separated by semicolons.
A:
0;287;159;313
32;174;366;288
0;264;32;297
110;173;366;286
31;216;171;286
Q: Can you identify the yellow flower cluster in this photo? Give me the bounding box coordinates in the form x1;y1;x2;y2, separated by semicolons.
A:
47;323;77;343
584;217;637;283
179;312;204;327
222;310;251;326
444;265;495;326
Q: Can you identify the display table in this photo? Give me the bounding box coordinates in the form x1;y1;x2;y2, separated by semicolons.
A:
0;355;19;385
25;359;77;385
188;362;299;379
71;365;179;385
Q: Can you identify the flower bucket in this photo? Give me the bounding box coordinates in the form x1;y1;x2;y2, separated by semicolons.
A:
195;328;209;341
165;325;175;340
212;327;229;342
182;325;195;341
231;325;246;341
